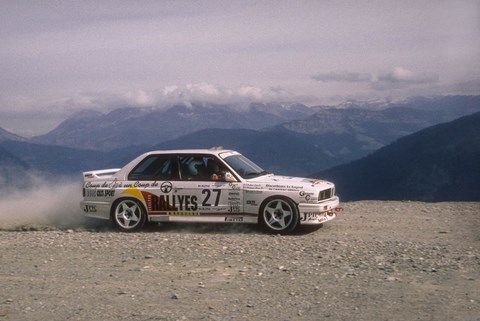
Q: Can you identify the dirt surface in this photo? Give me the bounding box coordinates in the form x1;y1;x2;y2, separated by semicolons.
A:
0;201;479;321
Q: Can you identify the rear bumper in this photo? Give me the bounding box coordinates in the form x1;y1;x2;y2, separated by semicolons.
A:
80;201;111;220
298;196;340;225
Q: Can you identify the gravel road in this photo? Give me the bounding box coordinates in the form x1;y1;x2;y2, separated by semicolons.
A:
0;201;479;321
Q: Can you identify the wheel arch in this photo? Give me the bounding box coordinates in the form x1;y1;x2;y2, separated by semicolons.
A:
258;194;299;214
110;196;149;221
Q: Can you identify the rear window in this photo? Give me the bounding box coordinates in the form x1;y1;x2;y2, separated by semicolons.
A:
128;155;176;181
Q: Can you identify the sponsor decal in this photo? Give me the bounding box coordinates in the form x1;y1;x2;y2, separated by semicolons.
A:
228;204;241;213
246;200;257;206
123;181;159;188
85;182;100;188
198;206;225;212
245;190;263;194
299;190;315;201
122;187;145;201
85;189;115;197
142;188;223;214
265;184;304;192
83;205;97;213
160;181;173;193
244;183;262;190
142;191;198;212
225;217;244;222
197;184;211;188
85;179;124;189
161;211;201;216
228;182;241;190
300;212;329;222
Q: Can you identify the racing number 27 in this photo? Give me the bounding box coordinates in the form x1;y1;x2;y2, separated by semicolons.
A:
202;189;221;206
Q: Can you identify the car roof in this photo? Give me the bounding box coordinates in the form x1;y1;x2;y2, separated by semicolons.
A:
142;148;238;157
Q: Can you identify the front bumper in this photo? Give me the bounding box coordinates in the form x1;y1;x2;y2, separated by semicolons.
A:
80;201;111;220
298;196;340;225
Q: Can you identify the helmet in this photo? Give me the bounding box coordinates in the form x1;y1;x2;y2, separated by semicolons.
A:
188;159;204;176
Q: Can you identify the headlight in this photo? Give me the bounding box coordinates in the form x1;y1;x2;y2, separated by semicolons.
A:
318;188;333;200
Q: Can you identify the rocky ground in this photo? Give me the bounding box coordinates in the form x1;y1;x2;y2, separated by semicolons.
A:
0;201;479;321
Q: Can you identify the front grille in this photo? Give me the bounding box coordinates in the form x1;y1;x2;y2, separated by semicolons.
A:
318;188;333;201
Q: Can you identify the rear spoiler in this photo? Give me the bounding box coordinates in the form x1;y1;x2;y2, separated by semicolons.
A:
83;168;121;180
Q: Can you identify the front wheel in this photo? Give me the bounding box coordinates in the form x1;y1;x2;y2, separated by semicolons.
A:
112;199;146;232
259;197;299;234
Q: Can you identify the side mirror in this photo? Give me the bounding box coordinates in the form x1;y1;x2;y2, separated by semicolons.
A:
224;171;236;182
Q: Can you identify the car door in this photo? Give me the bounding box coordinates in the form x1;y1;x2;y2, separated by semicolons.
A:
175;154;243;218
126;154;179;217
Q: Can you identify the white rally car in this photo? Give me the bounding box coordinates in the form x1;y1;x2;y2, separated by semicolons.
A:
80;148;340;233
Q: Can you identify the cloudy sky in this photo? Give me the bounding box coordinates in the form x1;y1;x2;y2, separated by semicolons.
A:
1;0;479;135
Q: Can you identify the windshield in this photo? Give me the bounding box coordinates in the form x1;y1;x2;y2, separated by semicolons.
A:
223;154;269;179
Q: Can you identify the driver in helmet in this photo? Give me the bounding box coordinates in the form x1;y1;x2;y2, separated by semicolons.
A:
206;158;224;181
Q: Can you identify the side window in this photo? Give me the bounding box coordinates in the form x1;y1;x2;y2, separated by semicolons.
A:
178;154;227;181
128;155;177;181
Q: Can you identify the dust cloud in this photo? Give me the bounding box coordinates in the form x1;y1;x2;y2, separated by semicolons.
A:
0;178;86;230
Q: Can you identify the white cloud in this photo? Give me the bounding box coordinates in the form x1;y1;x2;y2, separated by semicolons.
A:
123;89;154;106
4;83;302;115
312;71;373;83
154;83;298;106
373;67;439;90
312;67;440;91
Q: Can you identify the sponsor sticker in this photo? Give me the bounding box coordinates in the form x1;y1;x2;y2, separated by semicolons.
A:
160;181;173;193
225;217;244;222
83;205;97;213
300;212;328;222
86;189;115;197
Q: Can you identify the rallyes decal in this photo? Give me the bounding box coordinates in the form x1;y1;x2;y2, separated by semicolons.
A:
141;189;224;215
142;191;199;212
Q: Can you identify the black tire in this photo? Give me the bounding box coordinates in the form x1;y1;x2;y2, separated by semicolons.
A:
111;198;147;232
259;196;299;234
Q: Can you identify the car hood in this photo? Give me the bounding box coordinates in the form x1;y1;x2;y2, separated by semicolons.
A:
245;174;334;190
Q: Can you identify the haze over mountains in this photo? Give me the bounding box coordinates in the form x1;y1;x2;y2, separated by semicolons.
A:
0;95;479;200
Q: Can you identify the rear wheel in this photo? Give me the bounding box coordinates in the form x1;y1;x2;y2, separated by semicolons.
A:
112;199;146;232
259;197;299;233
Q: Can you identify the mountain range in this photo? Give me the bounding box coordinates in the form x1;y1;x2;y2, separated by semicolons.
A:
31;102;319;151
0;127;25;143
314;112;480;201
0;95;479;200
31;96;480;153
0;145;32;189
